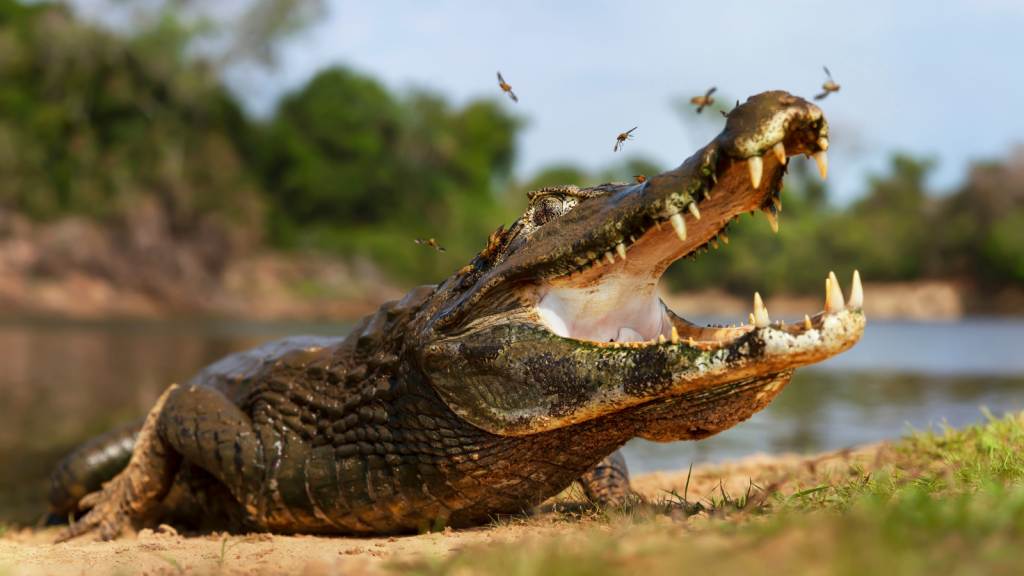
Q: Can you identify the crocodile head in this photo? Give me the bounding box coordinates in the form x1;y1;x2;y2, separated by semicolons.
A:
410;90;864;441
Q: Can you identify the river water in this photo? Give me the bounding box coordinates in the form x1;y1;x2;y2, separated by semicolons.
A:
1;317;1022;524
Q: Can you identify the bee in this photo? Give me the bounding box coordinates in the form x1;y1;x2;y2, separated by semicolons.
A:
497;72;517;102
633;174;646;183
614;127;636;152
414;238;446;252
815;67;840;100
690;87;717;113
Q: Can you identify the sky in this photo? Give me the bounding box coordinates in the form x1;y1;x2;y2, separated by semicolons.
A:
77;0;1024;203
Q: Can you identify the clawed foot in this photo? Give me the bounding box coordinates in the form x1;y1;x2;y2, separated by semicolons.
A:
55;384;181;543
55;476;135;542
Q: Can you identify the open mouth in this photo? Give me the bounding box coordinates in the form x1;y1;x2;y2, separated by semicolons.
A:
532;93;862;356
422;93;865;437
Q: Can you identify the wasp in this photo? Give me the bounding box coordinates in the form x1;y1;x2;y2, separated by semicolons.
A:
614;127;636;152
815;67;840;100
497;72;518;102
633;174;646;183
690;87;717;113
414;238;446;252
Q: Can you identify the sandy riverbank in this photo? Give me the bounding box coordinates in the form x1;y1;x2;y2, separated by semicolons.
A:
0;443;886;575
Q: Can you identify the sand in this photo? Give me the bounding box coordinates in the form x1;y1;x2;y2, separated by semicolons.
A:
0;443;886;575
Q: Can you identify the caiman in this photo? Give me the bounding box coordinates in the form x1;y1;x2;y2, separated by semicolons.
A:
49;90;864;540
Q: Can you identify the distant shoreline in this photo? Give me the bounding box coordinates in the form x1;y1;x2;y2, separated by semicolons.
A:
660;280;975;322
0;277;1017;323
2;211;1019;322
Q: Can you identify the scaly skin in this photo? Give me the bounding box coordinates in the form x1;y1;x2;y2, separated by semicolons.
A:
50;91;862;539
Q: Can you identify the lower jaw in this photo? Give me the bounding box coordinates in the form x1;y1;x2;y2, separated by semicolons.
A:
536;268;864;353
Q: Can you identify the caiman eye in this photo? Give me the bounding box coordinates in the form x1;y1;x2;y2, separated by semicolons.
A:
533;198;566;226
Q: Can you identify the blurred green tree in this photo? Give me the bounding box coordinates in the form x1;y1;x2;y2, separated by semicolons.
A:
938;149;1024;286
831;155;934;282
0;0;261;237
252;67;522;283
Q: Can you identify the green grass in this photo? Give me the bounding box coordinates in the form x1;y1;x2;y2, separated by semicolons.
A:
392;412;1024;576
217;535;262;568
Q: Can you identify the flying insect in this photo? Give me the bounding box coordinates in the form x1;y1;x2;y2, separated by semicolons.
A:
614;127;637;152
690;87;717;113
414;238;446;252
497;72;518;102
815;67;840;100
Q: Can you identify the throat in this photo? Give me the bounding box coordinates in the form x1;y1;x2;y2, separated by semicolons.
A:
535;272;668;343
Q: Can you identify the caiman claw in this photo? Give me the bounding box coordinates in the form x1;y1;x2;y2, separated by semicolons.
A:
55;384;181;542
56;478;134;542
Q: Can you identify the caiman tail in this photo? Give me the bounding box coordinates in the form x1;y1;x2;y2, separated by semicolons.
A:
48;419;141;520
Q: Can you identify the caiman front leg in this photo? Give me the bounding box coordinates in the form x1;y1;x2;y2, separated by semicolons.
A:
58;385;267;541
56;386;182;541
577;450;634;508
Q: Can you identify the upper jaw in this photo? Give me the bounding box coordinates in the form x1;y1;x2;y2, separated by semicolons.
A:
433;91;828;332
528;90;832;347
515;90;828;284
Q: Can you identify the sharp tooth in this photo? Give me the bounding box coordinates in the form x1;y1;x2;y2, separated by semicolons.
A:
605;251;615;265
827;271;844;312
720;230;729;244
771;194;782;212
710;237;719;249
670;327;680;344
812;151;828;179
669;213;687;241
825;277;831;309
749;313;755;325
654;220;662;231
688;202;701;220
773;142;787;165
630;235;636;243
849;270;864;308
688;336;695;346
753;292;770;327
804;315;812;330
762;205;779;233
658;334;666;344
616;243;627;261
711;172;717;185
818;137;829;152
593;258;602;268
748;156;763;189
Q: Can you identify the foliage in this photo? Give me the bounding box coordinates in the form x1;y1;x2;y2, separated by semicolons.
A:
4;0;1024;296
253;67;523;283
245;68;520;282
0;0;261;237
